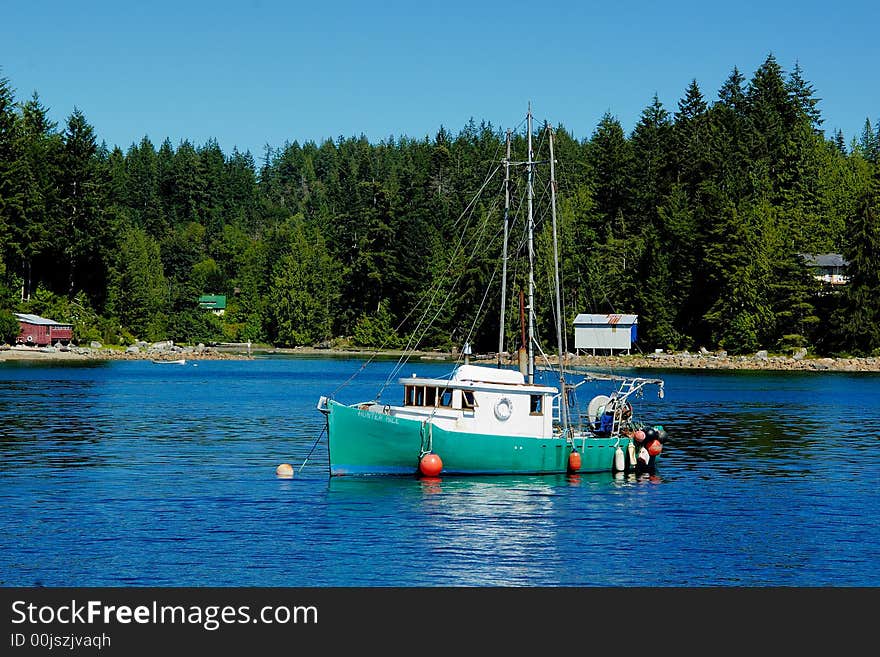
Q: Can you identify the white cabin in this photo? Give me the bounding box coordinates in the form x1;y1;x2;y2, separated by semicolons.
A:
573;313;638;355
363;364;558;438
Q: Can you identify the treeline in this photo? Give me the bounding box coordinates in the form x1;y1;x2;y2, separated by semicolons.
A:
1;54;879;356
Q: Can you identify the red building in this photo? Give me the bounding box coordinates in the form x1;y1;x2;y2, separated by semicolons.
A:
14;313;74;347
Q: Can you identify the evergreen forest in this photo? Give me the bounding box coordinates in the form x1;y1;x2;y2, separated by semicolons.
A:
1;54;879;356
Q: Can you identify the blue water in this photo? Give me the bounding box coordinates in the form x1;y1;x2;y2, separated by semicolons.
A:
1;357;878;587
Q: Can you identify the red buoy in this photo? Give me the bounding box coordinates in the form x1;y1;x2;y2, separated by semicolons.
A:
568;450;582;473
419;453;443;477
634;429;646;443
647;440;663;457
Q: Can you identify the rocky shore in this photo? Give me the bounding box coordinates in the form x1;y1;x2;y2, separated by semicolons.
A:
483;347;880;372
0;340;250;362
2;342;879;372
560;351;880;372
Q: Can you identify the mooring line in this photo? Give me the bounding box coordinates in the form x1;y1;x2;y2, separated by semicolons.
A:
298;425;327;473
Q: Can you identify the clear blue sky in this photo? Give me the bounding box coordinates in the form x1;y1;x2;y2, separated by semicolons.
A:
2;0;878;158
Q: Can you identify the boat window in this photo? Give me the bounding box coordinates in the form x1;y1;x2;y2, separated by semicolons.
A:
462;390;476;410
530;395;543;415
414;386;425;406
439;388;453;408
404;385;416;406
425;387;437;407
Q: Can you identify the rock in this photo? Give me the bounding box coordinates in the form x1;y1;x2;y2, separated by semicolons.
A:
756;350;769;360
90;341;102;349
699;347;710;355
126;345;140;353
792;348;807;361
151;340;173;350
196;343;205;353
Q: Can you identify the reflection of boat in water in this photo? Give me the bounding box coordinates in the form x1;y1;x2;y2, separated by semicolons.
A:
325;472;661;585
325;470;655;496
327;472;578;495
318;106;668;478
151;359;186;365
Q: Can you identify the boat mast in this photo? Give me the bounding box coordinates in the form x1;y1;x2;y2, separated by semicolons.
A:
547;122;570;432
498;129;512;369
526;105;536;385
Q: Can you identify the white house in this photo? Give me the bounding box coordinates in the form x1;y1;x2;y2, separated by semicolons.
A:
800;253;849;286
573;314;638;355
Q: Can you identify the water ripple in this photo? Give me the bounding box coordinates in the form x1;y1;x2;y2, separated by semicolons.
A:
1;360;879;586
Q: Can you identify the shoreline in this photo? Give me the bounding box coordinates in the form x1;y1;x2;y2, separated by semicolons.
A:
2;344;878;372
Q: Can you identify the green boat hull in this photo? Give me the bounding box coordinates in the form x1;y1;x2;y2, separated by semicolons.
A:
326;400;632;476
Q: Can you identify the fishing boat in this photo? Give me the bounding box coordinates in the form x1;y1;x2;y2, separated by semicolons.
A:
317;106;667;477
151;358;186;365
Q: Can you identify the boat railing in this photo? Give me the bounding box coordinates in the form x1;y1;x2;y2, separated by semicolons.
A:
554;369;665;439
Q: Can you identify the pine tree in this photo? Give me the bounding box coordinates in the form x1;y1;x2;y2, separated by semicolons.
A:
125;137;165;235
859;118;878;163
171;140;202;224
15;93;62;300
702;200;775;353
656;184;700;346
106;224;168;339
710;67;753;202
786;61;823;133
156;138;176;223
746;54;792;193
635;225;680;349
718;66;747;113
0;73;23;300
60;107;105;301
768;250;820;351
630;94;673;233
588;112;634;232
673;79;711;198
833;129;847;155
268;216;341;346
833;171;880;354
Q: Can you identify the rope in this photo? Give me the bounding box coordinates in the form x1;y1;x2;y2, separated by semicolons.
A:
325;159;505;403
419;420;434;457
298;425;327;474
378;165;506;397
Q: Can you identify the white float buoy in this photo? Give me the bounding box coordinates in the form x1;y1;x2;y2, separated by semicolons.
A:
627;442;636;469
275;463;294;478
614;446;625;472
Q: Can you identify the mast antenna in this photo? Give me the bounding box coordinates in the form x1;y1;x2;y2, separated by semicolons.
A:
526;104;535;385
547;121;570;433
498;129;512;368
